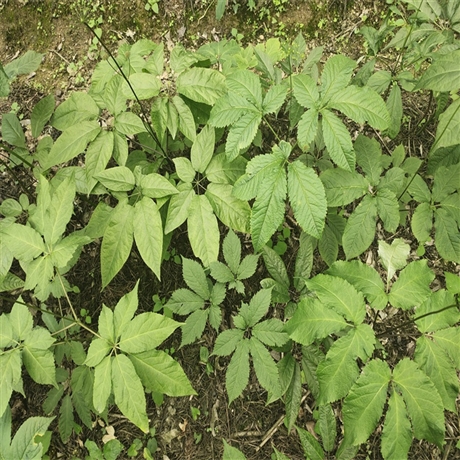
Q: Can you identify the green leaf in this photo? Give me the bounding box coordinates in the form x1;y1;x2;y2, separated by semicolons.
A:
285;297;349;346
263;84;288;114
130;349;195;396
242;288;272;328
296;426;325;460
393;358;445;448
51;91;99;131
180;309;208;347
252;318;288;347
343;359;391;446
326;261;387;310
389;260;435;309
208;93;250;128
262;245;289;289
95;166;135;192
317;404;337;452
307;274;366;325
134;198;163;280
297;108;319;149
182;257;210;299
164;186;195;233
408;174;431;203
115;112;147;135
416;289;458;333
4;50;43;78
342;195;377;259
22;347;56;386
328;85;390;130
103;75;126;116
225;111;262;161
321;109;355;171
251;165;286;251
376;190;399;235
445;271;460;294
206;183;251;233
433;327;460;368
1;112;26;148
0;350;22;417
411;202;433;243
320;55;356;103
415;335;459;412
288;161;326;239
416;50;460;91
432;98;460;152
317;324;375;404
321;168;368;206
191;125;214;173
101;202;134;288
378;238;410;281
0;63;9;97
294;232;314;291
293;74;320;108
85;130;114;191
121;72;161;100
434;208;460;263
84;338;111;367
213;329;245;356
222;440;247;460
222;229;241;274
284;362;302;432
176;68;226;105
381;391;412;460
112;354;149;433
114;281;139;339
31;95;55;138
226;339;250;404
188;194;220;266
58;394;73;443
386;83;403;138
319;224;338;267
250;337;281;399
165;288;205;315
209;261;234;283
23;327;55;350
93;356;112;413
237;254;259;280
41;120;100;170
120;312;180;353
139;173;178;198
9;302;33;340
98;305;114;343
0;315;13;348
2;223;44;262
354;135;383;184
227;70;262;107
9;414;53;460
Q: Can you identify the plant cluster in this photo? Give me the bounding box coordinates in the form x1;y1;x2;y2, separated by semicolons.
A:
1;0;460;458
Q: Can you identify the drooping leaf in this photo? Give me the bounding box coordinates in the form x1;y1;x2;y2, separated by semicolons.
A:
393;358;445;448
262;245;290;289
343;359;391;446
112;354;149;433
381;391;412;460
342;195;378;260
130;349;195;396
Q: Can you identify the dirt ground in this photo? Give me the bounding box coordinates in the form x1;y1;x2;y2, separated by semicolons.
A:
1;1;459;459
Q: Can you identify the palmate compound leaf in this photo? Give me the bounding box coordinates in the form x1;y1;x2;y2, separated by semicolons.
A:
307;274;366;325
342;195;378;260
112;354;149;433
414;335;459;412
226;339;250;404
285;297;349;346
129;349;195;396
287;161;327;239
251;165;287;252
381;390;412;460
393;358;445;448
342;359;391;447
317;324;375;404
326;260;388;310
388;260;435;310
